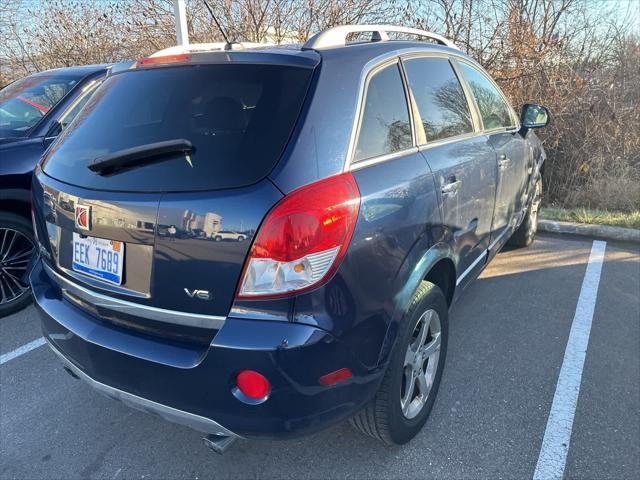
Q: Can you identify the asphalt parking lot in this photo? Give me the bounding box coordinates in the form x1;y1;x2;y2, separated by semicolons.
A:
1;233;638;479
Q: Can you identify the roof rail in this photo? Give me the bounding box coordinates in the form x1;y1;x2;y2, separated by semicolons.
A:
302;25;459;51
149;42;274;58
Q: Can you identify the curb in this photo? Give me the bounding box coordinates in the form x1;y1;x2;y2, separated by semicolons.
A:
538;219;640;244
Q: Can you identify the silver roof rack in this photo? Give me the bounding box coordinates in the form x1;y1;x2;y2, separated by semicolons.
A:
303;25;459;51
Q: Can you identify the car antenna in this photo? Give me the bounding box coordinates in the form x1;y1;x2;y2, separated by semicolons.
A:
201;0;237;50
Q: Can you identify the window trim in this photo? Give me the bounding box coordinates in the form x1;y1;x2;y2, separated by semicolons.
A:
350;146;420;171
399;53;481;147
350;59;416;165
344;47;521;172
397;59;418;148
452;58;521;134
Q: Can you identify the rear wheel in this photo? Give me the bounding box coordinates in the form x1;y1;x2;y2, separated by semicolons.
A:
0;212;36;317
350;281;448;445
508;177;542;248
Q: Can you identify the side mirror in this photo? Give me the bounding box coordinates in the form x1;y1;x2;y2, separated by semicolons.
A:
521;103;549;129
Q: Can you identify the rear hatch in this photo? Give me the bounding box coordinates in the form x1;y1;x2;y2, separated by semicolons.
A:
33;52;318;341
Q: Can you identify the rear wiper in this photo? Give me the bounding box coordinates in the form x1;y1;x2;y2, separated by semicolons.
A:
88;139;193;176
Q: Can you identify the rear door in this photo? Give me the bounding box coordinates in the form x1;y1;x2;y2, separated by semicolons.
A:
455;61;529;246
347;60;441;306
35;58;315;331
402;55;497;282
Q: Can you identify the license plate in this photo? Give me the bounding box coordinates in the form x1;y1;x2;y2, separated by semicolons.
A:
72;233;125;285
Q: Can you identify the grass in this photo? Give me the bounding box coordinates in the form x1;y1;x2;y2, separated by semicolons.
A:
540;207;640;230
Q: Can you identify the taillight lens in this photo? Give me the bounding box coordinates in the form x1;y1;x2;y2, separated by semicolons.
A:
237;173;360;299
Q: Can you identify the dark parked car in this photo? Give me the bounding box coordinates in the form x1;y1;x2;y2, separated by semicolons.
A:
0;64;109;316
30;26;549;451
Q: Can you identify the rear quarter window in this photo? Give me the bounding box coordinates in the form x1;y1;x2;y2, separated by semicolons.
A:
354;63;412;162
42;64;314;192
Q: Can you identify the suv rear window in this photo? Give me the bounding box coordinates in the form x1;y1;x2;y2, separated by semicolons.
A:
42;64;313;192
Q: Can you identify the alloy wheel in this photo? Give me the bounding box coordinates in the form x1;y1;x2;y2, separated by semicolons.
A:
0;228;35;306
401;309;442;419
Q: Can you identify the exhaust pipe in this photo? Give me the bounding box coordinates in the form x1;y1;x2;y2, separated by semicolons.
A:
202;434;237;454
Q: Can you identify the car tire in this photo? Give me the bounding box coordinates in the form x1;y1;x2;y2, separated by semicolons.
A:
508;177;542;248
214;236;222;242
0;212;37;318
350;281;448;445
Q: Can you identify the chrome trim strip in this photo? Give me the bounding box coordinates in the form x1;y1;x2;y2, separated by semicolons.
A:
45;339;239;438
488;227;510;251
349;147;419;171
43;262;226;329
59;263;149;299
417;132;484;152
456;250;487;286
397;59;418;147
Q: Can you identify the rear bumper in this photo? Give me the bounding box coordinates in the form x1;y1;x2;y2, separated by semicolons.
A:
31;260;382;439
45;338;238;438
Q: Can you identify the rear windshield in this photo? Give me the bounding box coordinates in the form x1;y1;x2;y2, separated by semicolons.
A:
0;73;81;138
42;64;313;192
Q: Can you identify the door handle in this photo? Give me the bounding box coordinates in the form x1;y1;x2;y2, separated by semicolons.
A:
499;154;511;169
441;179;462;196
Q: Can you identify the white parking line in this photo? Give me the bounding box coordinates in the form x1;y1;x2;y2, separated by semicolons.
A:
0;337;46;365
533;240;607;480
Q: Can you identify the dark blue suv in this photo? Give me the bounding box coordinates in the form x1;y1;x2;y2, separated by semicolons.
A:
0;64;109;316
30;26;549;450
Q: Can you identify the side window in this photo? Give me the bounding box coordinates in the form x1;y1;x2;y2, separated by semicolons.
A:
354;63;412;162
403;57;473;143
457;62;515;130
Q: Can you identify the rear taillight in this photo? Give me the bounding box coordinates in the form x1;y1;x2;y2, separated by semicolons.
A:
237;173;360;299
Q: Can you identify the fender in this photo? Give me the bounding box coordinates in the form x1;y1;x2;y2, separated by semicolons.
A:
376;239;456;367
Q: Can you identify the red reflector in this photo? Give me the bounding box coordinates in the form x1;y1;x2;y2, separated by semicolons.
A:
137;53;191;66
319;368;353;386
236;370;270;399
